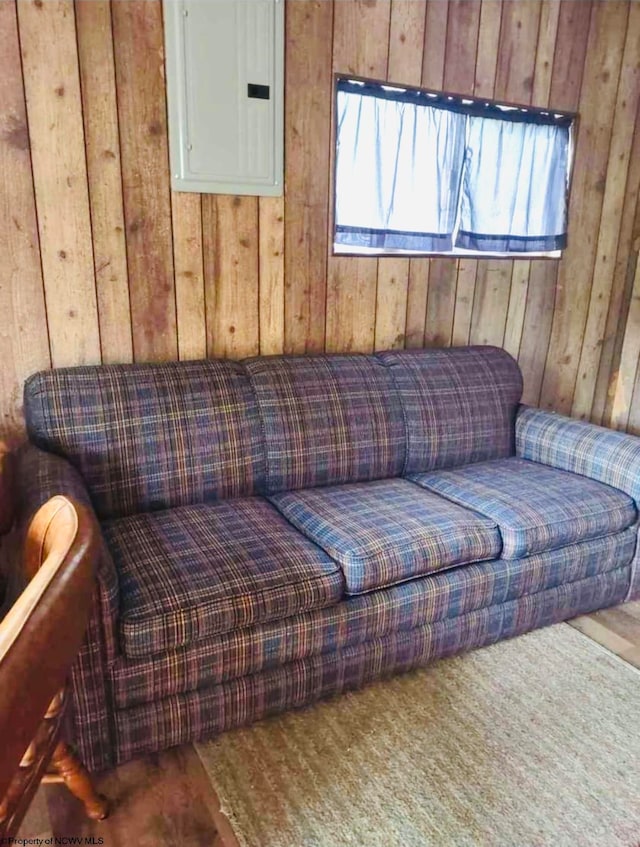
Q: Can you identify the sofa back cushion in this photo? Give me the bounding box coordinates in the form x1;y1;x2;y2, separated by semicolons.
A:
245;355;406;493
377;347;523;473
24;361;265;519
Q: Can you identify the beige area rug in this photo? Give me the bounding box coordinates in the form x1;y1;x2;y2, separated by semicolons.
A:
196;624;640;847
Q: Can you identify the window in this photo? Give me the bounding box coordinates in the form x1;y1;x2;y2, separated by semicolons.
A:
333;77;575;258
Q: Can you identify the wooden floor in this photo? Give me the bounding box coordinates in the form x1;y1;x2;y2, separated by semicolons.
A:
18;601;640;847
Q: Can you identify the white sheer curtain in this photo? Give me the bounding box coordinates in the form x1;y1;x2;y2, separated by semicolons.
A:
456;116;571;252
335;88;467;252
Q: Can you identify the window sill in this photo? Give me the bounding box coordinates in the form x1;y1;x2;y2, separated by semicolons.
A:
333;245;562;260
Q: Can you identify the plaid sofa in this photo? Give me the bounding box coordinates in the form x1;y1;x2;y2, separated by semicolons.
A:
19;347;640;771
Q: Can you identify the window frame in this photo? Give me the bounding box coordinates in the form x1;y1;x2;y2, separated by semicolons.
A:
330;73;579;261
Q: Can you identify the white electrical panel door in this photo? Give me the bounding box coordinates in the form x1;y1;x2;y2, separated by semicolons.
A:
164;0;284;195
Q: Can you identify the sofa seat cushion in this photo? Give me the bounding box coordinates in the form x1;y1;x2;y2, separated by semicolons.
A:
409;457;637;560
103;499;344;658
269;479;501;595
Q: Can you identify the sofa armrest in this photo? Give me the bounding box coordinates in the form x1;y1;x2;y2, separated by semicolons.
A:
516;405;640;602
516;405;640;502
17;445;120;664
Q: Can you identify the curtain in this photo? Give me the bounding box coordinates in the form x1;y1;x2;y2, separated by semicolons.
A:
456;116;570;252
334;88;467;252
333;79;572;255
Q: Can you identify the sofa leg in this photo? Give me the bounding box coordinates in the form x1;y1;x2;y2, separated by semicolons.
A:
50;742;109;821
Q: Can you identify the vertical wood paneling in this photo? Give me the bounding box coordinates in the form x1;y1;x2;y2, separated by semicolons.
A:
610;259;640;430
518;0;592;404
326;0;391;354
18;0;101;368
284;0;332;354
592;108;640;425
111;0;177;363
1;0;639;437
572;3;640;419
540;1;630;413
0;0;50;438
171;192;207;361
259;196;285;356
203;196;260;360
75;0;132;365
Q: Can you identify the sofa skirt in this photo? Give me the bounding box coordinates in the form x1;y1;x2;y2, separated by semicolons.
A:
111;565;629;766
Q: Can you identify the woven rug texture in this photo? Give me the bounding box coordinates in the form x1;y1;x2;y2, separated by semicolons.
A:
196;624;640;847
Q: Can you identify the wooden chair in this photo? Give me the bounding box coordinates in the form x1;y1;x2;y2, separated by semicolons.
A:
0;495;109;837
0;441;14;535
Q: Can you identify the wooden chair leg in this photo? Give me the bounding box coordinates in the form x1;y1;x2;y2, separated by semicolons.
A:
50;741;109;821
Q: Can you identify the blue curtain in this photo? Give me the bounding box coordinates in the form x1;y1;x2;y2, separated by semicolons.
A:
456;116;570;252
335;89;467;252
334;80;571;255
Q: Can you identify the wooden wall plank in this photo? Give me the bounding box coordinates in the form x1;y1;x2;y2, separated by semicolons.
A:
171;192;206;361
375;0;426;352
627;352;640;435
18;0;101;368
387;0;427;86
421;0;448;92
111;0;177;363
259;196;285;356
540;0;629;413
610;257;640;430
469;262;512;347
284;0;332;354
592;108;640;425
405;263;430;348
424;260;458;347
451;261;477;346
518;0;592;404
203;196;260;360
326;0;391;354
503;261;531;359
375;260;410;351
0;0;50;437
571;3;640;419
75;0;132;365
473;0;502;98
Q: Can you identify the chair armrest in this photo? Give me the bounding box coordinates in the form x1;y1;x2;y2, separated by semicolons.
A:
516;405;640;503
17;445;120;664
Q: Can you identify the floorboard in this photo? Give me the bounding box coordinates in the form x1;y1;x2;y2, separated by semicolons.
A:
17;600;640;845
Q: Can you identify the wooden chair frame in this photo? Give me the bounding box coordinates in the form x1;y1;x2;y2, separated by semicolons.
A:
0;495;108;837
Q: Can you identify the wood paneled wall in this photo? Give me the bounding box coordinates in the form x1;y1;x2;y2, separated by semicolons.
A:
1;0;639;440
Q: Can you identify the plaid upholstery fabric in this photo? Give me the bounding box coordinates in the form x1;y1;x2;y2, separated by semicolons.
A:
410;458;636;560
516;405;640;599
109;527;637;709
270;479;500;594
111;567;629;765
516;405;640;500
244;355;405;493
377;347;523;473
17;445;119;664
24;360;265;519
103;499;344;658
17;446;119;771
